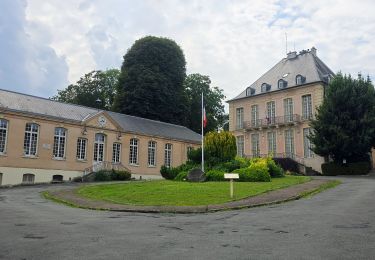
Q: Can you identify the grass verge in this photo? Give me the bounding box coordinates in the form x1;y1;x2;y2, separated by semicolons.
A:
301;180;341;198
76;176;311;206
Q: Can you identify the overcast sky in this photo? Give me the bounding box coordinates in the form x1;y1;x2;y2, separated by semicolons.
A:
1;0;375;102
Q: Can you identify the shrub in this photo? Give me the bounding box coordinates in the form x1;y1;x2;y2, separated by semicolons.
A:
266;158;285;178
233;161;271;182
160;165;180;180
174;171;188;181
204;131;237;164
272;157;301;174
187;148;203;164
218;160;242;172
205;169;225;181
322;161;370;176
110;170;131;181
93;170;112;182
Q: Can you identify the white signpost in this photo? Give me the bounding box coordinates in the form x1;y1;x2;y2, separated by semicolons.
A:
224;173;239;198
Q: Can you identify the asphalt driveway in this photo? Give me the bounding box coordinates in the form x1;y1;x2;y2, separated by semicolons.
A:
0;176;374;260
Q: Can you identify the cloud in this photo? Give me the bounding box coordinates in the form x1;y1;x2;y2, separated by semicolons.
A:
2;0;375;101
0;0;68;96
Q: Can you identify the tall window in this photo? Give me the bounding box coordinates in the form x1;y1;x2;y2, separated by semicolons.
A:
94;134;105;162
266;101;276;124
24;123;39;156
76;138;87;160
129;138;139;165
53;128;66;159
236;108;244;129
302;95;312;120
148;141;156;167
0;119;8;154
267;131;276;155
303;128;314;158
112;143;121;163
236;136;244;157
164;143;172;168
251;105;259;127
285;129;295;158
283;98;294;122
251;134;260;157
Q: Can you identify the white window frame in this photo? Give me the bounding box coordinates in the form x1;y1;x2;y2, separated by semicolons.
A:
285;129;295;158
24;123;39;156
236;107;244;129
129;138;139;165
283;98;294;122
112;143;122;163
303;128;314;158
251;105;259;127
76;138;87;161
53;127;66;159
148;141;157;167
266;101;276;124
302;94;313;120
22;173;35;184
251;133;260;157
94;133;105;162
164;143;173;168
236;135;244;157
0;119;8;155
267;131;276;156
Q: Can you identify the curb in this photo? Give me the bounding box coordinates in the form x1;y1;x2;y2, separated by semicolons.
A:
44;179;339;214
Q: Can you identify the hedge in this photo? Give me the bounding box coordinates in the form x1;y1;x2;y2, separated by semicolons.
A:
321;161;370;176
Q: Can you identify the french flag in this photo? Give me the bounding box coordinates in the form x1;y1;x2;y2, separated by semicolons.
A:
203;107;207;128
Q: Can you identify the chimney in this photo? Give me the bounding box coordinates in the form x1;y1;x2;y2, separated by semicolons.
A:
311;46;317;56
287;51;297;59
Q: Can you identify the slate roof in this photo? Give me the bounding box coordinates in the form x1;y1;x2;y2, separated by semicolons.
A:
0;89;201;143
228;48;334;102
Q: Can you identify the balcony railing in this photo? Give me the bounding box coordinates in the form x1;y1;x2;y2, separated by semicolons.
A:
243;114;302;130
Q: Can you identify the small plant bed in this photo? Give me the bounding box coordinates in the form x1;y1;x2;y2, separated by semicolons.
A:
76;176;310;206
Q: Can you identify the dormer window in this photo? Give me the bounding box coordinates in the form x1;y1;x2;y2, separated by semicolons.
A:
296;75;306;85
246;87;255;96
261;83;271;93
278;79;287;89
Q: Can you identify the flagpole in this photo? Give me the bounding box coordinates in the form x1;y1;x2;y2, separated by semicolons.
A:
201;92;204;173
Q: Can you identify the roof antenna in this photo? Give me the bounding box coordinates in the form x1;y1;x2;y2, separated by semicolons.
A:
285;32;288;55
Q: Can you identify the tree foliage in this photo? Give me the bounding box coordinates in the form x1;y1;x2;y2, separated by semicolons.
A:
204;131;236;164
52;69;120;110
113;36;187;125
310;73;375;163
184;73;226;133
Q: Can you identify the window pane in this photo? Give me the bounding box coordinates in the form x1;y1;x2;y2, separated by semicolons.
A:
236;136;244;157
0;119;8;153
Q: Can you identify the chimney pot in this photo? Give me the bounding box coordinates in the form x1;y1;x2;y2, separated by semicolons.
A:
311;46;317;56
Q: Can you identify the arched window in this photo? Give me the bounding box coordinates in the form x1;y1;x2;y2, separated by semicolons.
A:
261;83;271;93
129;138;139;165
94;134;105;162
164;143;173;168
52;175;63;182
0;119;8;154
24;123;39;156
22;173;35;184
148;141;157;167
278;79;287;89
246;87;255;96
53;128;66;159
296;75;305;85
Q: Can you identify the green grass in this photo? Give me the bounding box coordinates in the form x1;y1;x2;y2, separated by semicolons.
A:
301;180;341;198
76;176;311;206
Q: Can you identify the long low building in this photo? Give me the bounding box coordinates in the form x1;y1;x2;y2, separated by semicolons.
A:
0;89;201;185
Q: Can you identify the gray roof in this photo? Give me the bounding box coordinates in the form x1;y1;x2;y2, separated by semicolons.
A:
229;48;334;102
0;89;201;143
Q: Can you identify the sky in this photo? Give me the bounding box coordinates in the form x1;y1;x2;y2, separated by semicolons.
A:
1;0;375;102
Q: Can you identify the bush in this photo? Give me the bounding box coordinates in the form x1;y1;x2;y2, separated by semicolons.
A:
110;170;131;181
322;161;370;176
160;165;180;180
266;158;285;178
204;131;237;164
233;160;271;182
217;159;242;172
272;157;301;174
94;170;112;182
187;148;203;164
174;171;188;181
205;169;225;181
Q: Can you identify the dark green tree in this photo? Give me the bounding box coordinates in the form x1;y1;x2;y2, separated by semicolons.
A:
52;69;120;110
184;73;226;133
113;36;187;125
310;73;375;163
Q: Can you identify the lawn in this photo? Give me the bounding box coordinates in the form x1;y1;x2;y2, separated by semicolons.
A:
76;176;310;206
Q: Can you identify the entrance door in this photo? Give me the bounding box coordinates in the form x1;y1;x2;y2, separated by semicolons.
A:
93;134;105;171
